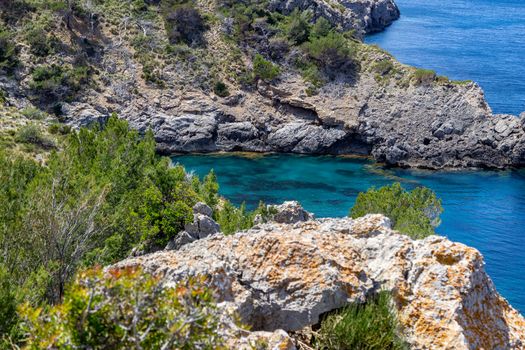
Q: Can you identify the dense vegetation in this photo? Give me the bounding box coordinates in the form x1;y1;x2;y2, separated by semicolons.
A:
314;292;407;350
0;116;261;348
350;183;443;239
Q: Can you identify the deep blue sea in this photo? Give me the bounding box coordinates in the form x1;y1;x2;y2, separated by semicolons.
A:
365;0;525;116
174;154;525;313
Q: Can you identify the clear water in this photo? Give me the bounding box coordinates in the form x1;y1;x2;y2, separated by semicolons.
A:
365;0;525;116
173;154;525;313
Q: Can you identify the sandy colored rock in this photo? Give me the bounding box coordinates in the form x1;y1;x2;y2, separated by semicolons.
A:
113;214;525;349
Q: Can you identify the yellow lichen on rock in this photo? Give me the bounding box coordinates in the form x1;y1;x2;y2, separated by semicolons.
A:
113;214;525;349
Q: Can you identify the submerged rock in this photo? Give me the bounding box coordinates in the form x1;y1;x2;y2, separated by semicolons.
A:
115;214;525;349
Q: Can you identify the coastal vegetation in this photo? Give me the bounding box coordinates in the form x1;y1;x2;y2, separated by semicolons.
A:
0;116;290;348
20;268;225;349
350;183;443;238
314;292;407;350
1;0;505;348
0;117;227;347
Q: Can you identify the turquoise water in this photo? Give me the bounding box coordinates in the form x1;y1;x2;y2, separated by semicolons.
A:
365;0;525;116
173;154;525;313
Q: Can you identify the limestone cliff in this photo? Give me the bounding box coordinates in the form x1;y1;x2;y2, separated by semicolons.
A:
113;214;525;349
1;0;524;168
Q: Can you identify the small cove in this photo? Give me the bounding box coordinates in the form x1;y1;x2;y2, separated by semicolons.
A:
173;154;525;313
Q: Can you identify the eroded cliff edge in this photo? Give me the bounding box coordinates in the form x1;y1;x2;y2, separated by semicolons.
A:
113;214;525;349
2;0;525;168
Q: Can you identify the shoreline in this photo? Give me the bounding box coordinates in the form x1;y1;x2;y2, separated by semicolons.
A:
168;151;524;172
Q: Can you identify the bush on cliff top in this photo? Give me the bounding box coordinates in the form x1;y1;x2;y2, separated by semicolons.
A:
412;68;436;85
350;183;443;239
163;1;207;47
20;267;225;350
304;31;354;69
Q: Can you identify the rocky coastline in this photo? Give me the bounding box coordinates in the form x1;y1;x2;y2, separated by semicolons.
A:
2;0;524;169
61;0;524;170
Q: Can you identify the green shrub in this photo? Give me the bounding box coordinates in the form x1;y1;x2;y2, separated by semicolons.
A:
217;0;273;43
129;184;194;248
412;68;436;85
163;3;206;46
141;57;165;86
304;31;353;68
252;54;280;82
215;201;253;235
0;26;19;73
0;265;18;344
47;123;71;135
310;17;332;39
300;62;324;88
15;124;54;149
20;267;225;349
0;89;6;104
350;183;443;239
20;106;46;120
213;81;230;97
314;292;407;350
283;9;311;45
30;64;90;101
215;200;276;235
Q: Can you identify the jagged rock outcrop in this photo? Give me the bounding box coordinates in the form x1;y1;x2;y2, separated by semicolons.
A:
269;201;314;224
165;202;220;250
269;0;400;36
114;214;525;349
122;74;525;169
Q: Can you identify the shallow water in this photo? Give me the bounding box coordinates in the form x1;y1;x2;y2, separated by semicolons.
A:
173;154;525;313
366;0;525;116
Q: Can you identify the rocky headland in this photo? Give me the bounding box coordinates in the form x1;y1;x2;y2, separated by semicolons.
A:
2;0;524;169
113;206;525;349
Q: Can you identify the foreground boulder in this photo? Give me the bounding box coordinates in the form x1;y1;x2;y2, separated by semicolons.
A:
113;214;525;349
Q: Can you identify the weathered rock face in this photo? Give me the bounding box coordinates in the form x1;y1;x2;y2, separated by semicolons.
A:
3;0;524;169
165;202;220;250
270;201;314;224
269;0;400;36
125;74;525;169
114;214;525;349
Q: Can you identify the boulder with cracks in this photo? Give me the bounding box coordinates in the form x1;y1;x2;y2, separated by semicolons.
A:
113;214;525;349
